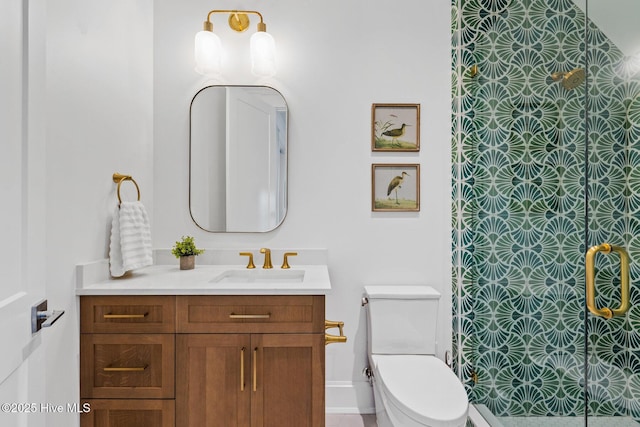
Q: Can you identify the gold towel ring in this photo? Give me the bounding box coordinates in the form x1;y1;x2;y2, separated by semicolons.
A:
112;173;141;204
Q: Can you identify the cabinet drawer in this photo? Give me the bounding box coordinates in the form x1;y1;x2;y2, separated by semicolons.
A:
80;296;175;333
80;334;175;399
177;295;325;333
80;399;174;427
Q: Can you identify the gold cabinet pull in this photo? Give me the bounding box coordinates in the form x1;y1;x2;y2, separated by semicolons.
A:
325;319;347;345
240;347;246;391
229;313;271;319
103;365;147;372
586;243;631;319
252;347;258;392
103;313;148;319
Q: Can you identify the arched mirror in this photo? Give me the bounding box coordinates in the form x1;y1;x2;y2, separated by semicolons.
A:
190;85;288;232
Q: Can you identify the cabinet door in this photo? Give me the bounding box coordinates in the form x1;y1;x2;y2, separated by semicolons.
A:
80;399;174;427
177;295;324;334
81;296;176;334
176;334;251;427
80;334;175;399
251;334;325;427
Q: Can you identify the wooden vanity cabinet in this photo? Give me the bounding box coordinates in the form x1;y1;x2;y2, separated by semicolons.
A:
176;295;325;427
80;294;325;427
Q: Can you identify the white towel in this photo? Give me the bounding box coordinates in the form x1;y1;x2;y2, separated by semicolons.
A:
109;201;153;277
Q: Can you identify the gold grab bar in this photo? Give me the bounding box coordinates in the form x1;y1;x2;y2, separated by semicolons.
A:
586;243;631;319
325;319;347;345
112;172;141;204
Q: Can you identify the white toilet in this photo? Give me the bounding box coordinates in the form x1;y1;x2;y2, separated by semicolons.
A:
364;285;468;427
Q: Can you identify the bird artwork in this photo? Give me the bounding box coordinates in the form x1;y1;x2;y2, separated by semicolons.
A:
372;105;420;151
382;123;411;146
387;171;409;204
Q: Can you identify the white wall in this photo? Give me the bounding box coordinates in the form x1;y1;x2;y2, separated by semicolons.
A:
154;0;451;411
44;1;153;425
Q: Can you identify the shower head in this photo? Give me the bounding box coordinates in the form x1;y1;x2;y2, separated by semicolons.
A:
550;68;585;90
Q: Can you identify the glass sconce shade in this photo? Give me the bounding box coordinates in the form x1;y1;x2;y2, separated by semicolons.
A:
250;31;276;77
194;30;222;75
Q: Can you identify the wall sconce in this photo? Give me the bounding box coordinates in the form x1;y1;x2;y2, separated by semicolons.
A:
195;9;276;77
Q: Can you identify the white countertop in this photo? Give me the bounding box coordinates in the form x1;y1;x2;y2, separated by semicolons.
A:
76;264;332;296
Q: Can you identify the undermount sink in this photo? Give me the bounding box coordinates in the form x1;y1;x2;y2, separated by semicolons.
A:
210;269;305;284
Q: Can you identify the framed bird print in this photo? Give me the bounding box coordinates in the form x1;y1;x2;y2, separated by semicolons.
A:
371;103;420;151
371;164;420;212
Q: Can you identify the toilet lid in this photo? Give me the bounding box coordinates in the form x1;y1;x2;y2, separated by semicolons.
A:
372;355;468;426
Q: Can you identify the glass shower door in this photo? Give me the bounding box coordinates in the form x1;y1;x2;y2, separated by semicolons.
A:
585;0;640;422
453;0;640;425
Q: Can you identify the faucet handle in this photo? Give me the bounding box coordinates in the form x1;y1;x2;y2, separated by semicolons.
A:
281;252;298;269
239;252;256;269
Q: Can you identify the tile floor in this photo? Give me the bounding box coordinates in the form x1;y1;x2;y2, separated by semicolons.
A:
325;414;378;427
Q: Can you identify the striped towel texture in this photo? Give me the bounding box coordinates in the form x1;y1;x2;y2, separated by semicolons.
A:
109;201;153;277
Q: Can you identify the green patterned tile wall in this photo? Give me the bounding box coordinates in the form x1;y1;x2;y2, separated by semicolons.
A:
452;0;640;420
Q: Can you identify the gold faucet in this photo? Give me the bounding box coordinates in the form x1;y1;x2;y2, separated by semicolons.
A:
259;248;273;269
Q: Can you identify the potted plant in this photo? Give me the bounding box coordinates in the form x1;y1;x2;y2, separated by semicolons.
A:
171;236;204;270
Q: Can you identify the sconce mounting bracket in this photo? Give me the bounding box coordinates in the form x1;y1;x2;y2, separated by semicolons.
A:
228;12;250;32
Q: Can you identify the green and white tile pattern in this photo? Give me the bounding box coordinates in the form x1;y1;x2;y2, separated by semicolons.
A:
453;0;640;421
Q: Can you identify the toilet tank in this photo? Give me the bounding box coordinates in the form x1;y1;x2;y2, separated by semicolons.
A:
364;285;440;355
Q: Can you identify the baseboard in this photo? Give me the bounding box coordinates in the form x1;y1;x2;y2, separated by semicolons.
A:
325;381;375;414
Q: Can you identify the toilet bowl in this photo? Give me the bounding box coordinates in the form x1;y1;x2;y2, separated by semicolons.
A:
364;286;468;427
371;355;468;427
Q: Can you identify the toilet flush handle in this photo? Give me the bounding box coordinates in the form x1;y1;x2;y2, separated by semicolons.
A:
445;350;452;368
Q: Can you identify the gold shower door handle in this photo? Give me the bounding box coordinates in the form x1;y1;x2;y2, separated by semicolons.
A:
585;243;631;319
